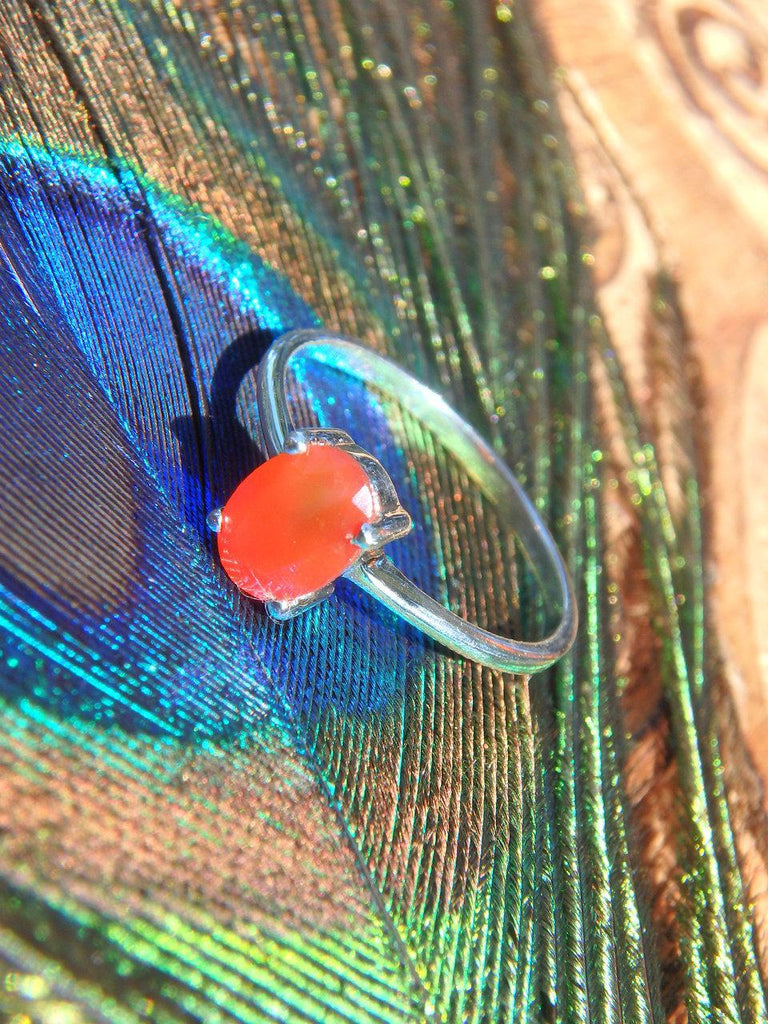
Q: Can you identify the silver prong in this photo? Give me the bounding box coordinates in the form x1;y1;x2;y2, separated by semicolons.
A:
266;583;335;620
353;509;413;551
283;427;355;454
207;507;223;533
283;430;309;455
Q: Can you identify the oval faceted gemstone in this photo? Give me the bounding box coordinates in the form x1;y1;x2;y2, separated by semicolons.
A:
217;445;377;602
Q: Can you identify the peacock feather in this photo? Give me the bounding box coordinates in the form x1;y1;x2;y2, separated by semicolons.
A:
0;1;764;1022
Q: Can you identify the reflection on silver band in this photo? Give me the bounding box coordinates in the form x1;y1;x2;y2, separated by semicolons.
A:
256;328;578;674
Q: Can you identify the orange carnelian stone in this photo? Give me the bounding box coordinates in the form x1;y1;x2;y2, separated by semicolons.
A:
217;445;376;602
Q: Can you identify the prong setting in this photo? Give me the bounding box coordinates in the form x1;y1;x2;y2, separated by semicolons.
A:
353;509;412;552
222;424;413;620
206;507;223;533
283;432;308;455
281;426;409;542
266;583;335;620
283;427;355;454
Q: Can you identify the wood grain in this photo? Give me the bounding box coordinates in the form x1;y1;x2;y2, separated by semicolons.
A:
534;0;768;977
535;0;768;792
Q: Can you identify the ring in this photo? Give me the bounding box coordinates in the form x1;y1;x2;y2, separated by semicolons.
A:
209;329;578;674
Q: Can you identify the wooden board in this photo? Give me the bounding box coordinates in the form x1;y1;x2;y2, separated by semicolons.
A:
535;0;768;791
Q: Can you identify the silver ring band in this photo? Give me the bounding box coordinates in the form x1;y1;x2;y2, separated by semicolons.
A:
256;329;578;674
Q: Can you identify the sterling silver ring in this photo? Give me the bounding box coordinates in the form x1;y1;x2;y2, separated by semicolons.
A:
210;328;578;674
